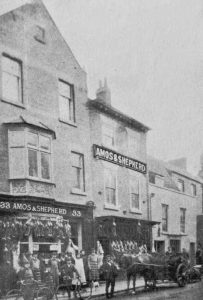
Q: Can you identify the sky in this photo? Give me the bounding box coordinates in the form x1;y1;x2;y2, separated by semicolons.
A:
1;0;203;175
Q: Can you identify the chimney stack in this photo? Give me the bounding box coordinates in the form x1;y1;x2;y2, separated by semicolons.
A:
96;78;111;105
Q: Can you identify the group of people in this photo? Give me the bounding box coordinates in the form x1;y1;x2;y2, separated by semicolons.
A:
14;243;118;299
16;250;87;299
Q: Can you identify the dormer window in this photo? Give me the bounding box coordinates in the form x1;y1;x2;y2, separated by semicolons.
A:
177;179;184;192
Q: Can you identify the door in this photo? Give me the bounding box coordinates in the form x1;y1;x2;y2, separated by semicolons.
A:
190;243;195;265
154;241;165;253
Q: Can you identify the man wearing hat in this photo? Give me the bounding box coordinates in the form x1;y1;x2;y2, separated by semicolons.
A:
30;251;41;281
17;256;35;300
100;255;119;299
50;251;60;289
61;256;80;299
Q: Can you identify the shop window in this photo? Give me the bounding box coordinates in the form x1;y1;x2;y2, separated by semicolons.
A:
191;183;197;196
2;54;22;104
180;208;186;233
170;239;180;253
162;204;168;232
177;179;184;192
59;80;75;123
130;176;140;211
104;168;117;207
9;129;52;181
71;152;85;191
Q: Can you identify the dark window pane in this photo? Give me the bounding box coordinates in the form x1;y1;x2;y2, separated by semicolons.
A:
28;149;38;177
131;193;139;209
41;152;50;179
106;187;116;205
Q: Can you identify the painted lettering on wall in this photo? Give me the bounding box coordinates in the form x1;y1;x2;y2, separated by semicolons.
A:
93;144;147;174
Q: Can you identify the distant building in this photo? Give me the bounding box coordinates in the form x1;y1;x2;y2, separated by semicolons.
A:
197;153;203;254
148;156;202;263
88;80;157;254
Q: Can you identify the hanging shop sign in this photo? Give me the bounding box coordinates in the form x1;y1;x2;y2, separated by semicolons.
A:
0;200;82;217
93;144;147;174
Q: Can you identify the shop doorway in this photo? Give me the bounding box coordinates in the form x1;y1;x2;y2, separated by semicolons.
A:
190;242;195;265
154;241;165;253
170;239;180;253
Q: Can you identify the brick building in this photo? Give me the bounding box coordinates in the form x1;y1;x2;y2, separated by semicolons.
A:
0;0;94;275
148;156;203;263
88;81;157;255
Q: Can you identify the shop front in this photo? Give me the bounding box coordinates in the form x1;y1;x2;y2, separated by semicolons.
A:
95;215;157;257
0;194;94;293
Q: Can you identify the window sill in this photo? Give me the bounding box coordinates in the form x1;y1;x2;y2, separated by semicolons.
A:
9;177;56;186
1;98;25;109
104;203;119;211
59;118;77;127
129;209;142;215
71;188;87;196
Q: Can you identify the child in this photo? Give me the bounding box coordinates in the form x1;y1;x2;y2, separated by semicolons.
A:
61;257;80;299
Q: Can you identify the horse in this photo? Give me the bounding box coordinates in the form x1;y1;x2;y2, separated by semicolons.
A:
120;252;157;293
120;252;182;293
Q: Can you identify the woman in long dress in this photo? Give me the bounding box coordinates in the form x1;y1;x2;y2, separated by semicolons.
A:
74;251;86;284
88;248;99;282
96;240;104;268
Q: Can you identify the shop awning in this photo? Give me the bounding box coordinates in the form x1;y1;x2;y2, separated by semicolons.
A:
95;215;159;226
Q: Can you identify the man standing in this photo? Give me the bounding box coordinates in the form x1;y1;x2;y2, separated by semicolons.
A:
100;255;118;299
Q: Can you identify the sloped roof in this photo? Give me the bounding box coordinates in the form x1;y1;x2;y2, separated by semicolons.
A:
148;156;203;191
0;0;83;71
3;115;56;138
148;156;180;191
88;99;150;132
165;162;203;184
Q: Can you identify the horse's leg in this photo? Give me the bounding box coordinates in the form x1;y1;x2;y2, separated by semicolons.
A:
132;275;136;294
127;274;130;293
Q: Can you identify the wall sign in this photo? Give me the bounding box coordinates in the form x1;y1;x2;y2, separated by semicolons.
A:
93;144;147;174
0;200;82;217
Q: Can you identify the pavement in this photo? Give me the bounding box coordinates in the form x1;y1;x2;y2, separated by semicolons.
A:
4;277;145;299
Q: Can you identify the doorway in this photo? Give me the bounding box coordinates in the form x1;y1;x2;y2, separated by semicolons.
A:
170;239;180;253
190;242;195;265
154;241;165;253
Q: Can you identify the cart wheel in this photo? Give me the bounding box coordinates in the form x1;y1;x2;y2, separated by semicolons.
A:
36;287;54;300
5;289;23;300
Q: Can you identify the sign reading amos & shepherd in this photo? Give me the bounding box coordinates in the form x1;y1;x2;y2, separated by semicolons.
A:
93;144;147;174
0;200;82;217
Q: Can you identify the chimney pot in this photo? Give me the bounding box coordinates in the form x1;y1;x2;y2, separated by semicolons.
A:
96;78;111;105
